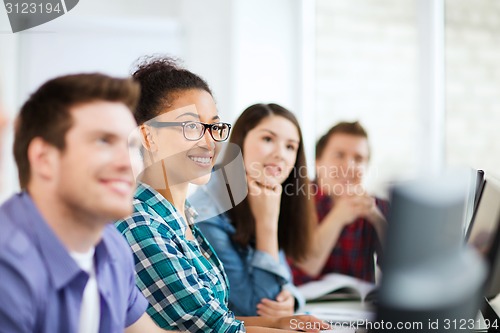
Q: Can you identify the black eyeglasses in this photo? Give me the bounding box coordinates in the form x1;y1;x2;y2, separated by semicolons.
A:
149;121;231;142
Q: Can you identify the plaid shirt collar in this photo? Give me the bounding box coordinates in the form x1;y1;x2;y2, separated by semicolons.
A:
134;182;198;236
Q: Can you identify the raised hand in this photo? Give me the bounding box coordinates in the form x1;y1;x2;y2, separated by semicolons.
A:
327;191;373;227
332;184;387;242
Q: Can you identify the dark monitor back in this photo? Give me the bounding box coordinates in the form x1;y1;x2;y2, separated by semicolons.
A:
463;169;484;238
383;177;466;269
466;178;500;298
375;175;486;332
475;169;485;208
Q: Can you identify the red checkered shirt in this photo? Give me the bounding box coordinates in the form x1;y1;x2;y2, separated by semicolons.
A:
290;185;389;285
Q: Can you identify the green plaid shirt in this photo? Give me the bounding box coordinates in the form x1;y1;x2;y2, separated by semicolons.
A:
115;183;245;332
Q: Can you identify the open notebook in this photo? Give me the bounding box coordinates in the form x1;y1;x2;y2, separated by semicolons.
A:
298;273;377;325
297;273;377;303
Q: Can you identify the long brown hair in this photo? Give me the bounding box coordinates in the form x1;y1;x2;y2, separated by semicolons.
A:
225;103;316;261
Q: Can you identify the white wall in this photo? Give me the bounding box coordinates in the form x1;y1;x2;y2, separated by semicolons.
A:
178;0;233;122
232;0;301;120
0;12;20;201
445;0;500;176
315;0;419;196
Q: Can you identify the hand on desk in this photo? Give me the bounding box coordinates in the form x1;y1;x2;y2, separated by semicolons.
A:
275;314;331;332
257;289;295;317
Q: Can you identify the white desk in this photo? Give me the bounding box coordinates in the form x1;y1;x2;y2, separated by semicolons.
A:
303;300;491;332
302;301;373;332
303;300;375;320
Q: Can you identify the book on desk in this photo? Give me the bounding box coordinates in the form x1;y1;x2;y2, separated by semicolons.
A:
298;272;378;303
298;273;377;325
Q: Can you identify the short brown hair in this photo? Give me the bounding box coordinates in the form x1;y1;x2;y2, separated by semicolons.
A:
14;73;140;188
315;121;369;159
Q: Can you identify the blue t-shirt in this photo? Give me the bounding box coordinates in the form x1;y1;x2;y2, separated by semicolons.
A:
0;192;148;333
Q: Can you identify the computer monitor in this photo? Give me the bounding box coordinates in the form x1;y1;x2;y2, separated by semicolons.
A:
374;175;486;332
475;170;486;209
463;169;485;236
466;177;500;299
463;176;500;331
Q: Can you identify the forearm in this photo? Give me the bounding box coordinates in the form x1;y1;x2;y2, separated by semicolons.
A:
255;221;279;261
237;316;279;329
239;315;331;332
367;209;387;246
295;214;345;276
246;327;292;332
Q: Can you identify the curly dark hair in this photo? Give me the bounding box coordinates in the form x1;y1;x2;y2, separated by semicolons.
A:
131;55;213;125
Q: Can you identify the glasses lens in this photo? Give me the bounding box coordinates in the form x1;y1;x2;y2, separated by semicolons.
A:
184;122;204;140
211;123;230;141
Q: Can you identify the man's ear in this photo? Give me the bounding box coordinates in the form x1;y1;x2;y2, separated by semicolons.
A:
27;137;59;182
140;125;157;153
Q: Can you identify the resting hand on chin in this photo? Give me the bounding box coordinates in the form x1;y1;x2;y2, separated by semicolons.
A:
247;175;282;231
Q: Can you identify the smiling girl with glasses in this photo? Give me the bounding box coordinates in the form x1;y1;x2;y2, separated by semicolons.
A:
114;56;327;333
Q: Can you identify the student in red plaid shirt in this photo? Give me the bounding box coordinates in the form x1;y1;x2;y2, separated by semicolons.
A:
290;121;389;285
